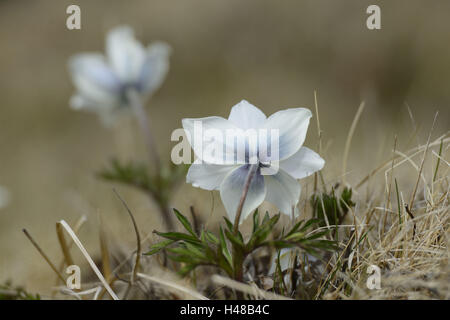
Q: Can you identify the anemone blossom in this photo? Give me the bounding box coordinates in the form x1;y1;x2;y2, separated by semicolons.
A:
182;100;325;224
68;25;171;125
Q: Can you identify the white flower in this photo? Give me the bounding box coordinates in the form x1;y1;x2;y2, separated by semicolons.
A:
268;248;320;274
0;185;10;209
182;100;325;224
268;248;299;292
68;25;171;125
268;248;299;275
268;248;321;292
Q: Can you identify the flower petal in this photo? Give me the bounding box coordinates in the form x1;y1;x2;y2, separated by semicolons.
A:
69;94;125;126
264;169;301;216
261;108;312;161
228;100;266;129
138;42;171;95
268;248;298;274
106;26;146;83
69;53;121;106
69;94;111;112
182;117;241;165
220;165;266;224
279;147;325;179
187;160;237;191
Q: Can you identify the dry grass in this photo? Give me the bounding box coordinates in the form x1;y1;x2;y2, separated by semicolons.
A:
17;104;448;300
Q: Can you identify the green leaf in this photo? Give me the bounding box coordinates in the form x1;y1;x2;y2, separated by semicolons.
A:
173;208;197;238
353;226;373;249
262;211;270;224
306;239;338;250
223;217;234;231
311;187;355;228
219;227;233;266
299;218;320;232
304;247;320;257
340;187;355;209
167;253;199;264
265;240;296;249
200;230;206;243
284;232;305;241
185;242;207;259
144;239;175;255
154;231;201;245
275;250;287;295
305;230;330;241
204;231;219;245
0;281;41;300
167;244;206;261
177;264;197;277
252;210;260;233
285;220;305;238
98;158;151;191
225;229;244;248
247;214;280;249
216;247;233;276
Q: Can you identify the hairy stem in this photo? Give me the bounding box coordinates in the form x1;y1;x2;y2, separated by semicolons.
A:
232;164;258;298
127;89;175;230
160;203;175;231
126;89;161;173
233;164;259;234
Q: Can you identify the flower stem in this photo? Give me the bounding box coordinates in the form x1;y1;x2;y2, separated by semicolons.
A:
126;89;175;230
126;89;161;173
233;164;258;234
232;164;258;298
160;203;175;231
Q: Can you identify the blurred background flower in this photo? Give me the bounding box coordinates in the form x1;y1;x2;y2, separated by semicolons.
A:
69;25;171;125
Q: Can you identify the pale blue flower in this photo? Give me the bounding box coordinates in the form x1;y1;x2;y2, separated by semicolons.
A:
68;26;171;125
183;100;325;224
268;248;300;274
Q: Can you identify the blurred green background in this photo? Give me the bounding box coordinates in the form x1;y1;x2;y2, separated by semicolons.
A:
0;0;448;293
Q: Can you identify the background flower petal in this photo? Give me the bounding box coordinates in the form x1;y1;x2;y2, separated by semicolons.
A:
268;248;298;274
138;41;171;95
106;25;146;83
69;53;121;106
220;165;266;224
69;94;125;126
